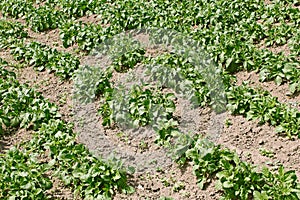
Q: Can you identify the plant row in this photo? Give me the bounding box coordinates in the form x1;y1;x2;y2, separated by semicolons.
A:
0;0;104;32
10;41;80;79
73;52;300;149
0;19;80;79
0;0;65;32
0;20;28;48
182;136;300;200
148;53;300;138
0;64;132;199
105;82;300;199
38;0;105;18
1;0;300;93
0;147;53;199
2;54;300;199
59;0;300;93
0;63;60;135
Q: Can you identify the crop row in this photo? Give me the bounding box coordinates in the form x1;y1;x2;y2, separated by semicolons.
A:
10;41;80;79
0;0;107;32
0;2;300;198
0;20;27;48
72;47;300;151
184;137;300;200
1;0;300;49
1;36;299;199
148;53;300;137
0;62;132;199
1;0;300;94
0;20;80;79
1;17;300;139
0;146;53;199
57;20;300;94
38;0;104;18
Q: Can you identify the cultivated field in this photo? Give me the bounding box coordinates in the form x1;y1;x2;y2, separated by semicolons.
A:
0;0;300;199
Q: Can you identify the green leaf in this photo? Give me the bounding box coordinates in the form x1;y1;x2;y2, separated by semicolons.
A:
253;191;269;200
223;181;234;188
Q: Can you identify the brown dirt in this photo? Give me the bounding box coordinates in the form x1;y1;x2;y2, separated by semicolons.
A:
231;70;300;180
76;14;102;24
0;128;32;154
1;15;80;55
26;28;78;53
0;13;26;24
0;50;17;65
264;0;271;5
261;43;291;56
268;43;291;56
224;69;300;181
114;162;222;200
73;60;225;199
74;91;214;172
47;174;79;200
257;37;291;56
218;114;300;180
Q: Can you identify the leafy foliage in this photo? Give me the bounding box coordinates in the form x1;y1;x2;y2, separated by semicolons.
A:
112;48;145;72
1;0;300;199
0;0;34;18
26;120;132;199
25;6;66;32
182;137;300;200
227;84;300;137
0;148;52;199
99;84;176;139
73;65;112;104
0;20;28;48
0;66;60;134
10;42;80;79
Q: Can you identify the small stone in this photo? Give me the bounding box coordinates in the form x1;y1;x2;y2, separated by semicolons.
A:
137;185;144;190
291;146;299;152
258;140;264;145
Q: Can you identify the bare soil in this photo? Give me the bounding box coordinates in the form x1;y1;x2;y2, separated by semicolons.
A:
114;163;222;200
218;114;300;180
0;128;32;153
76;14;102;24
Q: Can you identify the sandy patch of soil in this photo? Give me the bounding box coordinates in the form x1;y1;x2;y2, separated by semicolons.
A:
25;28;80;55
76;14;102;24
229;71;300;179
0;51;18;65
217;114;300;180
0;128;32;153
47;173;80;200
114;163;222;200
